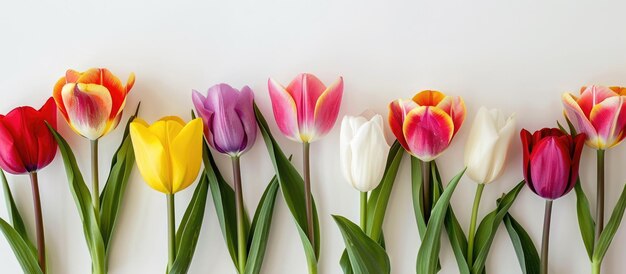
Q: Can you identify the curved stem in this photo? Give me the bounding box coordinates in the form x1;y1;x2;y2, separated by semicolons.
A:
422;161;431;221
596;149;605;241
29;172;46;273
360;191;368;231
91;140;100;217
540;200;553;274
467;183;485;267
232;156;247;273
302;142;315;249
167;194;176;271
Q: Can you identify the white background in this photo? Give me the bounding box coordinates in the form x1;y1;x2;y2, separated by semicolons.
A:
1;0;626;273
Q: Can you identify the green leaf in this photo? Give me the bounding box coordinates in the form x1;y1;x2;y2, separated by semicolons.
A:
169;172;209;274
471;181;525;274
100;103;140;252
416;168;466;274
0;218;43;274
340;143;403;274
47;124;107;273
504;213;540;274
244;177;280;274
593;183;626;264
254;104;320;271
574;179;595;260
333;215;390;274
1;169;31;247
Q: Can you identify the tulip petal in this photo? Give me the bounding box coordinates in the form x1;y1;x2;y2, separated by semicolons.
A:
130;118;171;194
0;118;27;174
286;73;327;140
39;97;57;129
203;84;246;154
435;96;466;135
340;116;368;187
529;137;571;199
349;116;389;192
53;77;70;121
312;76;343;141
170;118;203;193
589;96;626;148
610;86;626;96
192;89;216;145
388;99;418;151
464;107;500;184
61;83;113;140
403;106;454;161
268;78;300;141
562;92;600;148
99;68;129;120
577;85;617;117
65;69;81;82
487;112;516;183
234;86;257;153
520;129;534;192
412;90;446;106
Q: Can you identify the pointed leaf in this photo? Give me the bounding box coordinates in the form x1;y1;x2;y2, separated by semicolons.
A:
333;215;390;274
504;213;540;274
0;218;42;274
593;183;626;264
244;178;280;274
573;180;595;260
1;170;31;248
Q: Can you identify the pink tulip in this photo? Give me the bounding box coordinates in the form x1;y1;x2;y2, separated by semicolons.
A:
268;73;343;143
388;90;466;161
562;85;626;149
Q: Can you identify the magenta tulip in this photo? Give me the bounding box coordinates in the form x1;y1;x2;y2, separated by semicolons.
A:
521;128;585;200
268;73;343;143
192;83;257;157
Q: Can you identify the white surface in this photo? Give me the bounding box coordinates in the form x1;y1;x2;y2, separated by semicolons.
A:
1;1;626;273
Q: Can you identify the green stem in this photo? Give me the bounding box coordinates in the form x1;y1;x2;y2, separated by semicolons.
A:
596;149;605;241
360;191;368;231
422;160;431;221
91;139;100;217
302;142;315;249
232;156;247;273
467;183;485;268
167;194;176;271
592;259;601;274
29;172;46;273
540;200;553;274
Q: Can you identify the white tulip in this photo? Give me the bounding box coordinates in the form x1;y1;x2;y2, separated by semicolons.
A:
464;107;516;184
340;114;391;192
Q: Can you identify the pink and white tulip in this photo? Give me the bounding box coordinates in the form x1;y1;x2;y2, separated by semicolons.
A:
562;85;626;150
268;73;343;143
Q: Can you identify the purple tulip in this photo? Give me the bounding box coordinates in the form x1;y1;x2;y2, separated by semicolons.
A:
192;84;257;156
520;128;585;200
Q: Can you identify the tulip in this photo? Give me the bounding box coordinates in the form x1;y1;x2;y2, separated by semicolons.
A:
0;97;58;272
268;73;343;143
129;116;203;270
53;67;135;216
192;83;257;156
562;85;626;241
464;107;516;184
267;73;344;253
193;84;257;272
520;128;585;274
463;107;516;265
340;114;390;231
388;90;466;162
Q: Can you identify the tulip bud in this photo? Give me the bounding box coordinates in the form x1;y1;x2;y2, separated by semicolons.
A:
268;73;343;143
340;114;390;192
464;107;516;184
192;84;257;157
520;128;585;200
0;98;58;174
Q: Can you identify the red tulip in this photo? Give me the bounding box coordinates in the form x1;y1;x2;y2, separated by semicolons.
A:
520;128;585;200
0;98;58;174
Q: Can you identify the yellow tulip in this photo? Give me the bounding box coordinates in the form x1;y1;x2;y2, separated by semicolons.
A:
130;116;204;194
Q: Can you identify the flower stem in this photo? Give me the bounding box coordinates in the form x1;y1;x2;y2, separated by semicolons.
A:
360;191;368;231
167;194;176;271
91;140;100;217
232;156;247;273
422;161;431;221
592;259;601;274
302;142;315;250
467;183;485;268
540;200;553;274
596;149;605;241
29;172;46;273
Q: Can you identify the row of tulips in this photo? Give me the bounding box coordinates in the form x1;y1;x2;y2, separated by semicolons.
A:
1;68;626;274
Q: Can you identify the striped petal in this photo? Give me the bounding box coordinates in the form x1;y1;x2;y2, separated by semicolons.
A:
412;90;447;106
388;99;418;151
61;83;113;140
268;78;300;142
529;137;571;199
589;96;626;148
170;118;203;193
287;73;327;140
130;118;171;194
562;93;600;148
403;106;454;161
53;77;69;121
435;95;466;136
577;85;617;117
312;76;343;142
